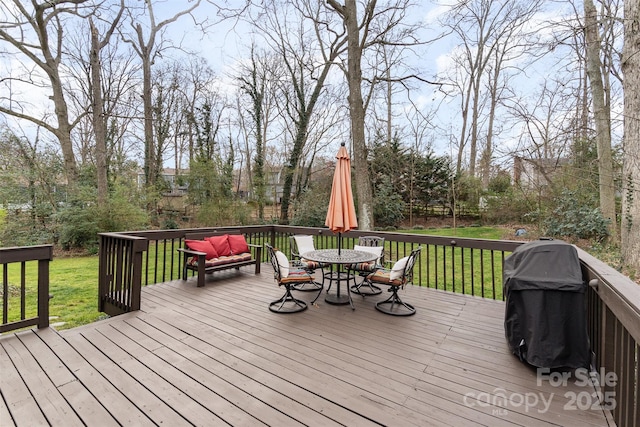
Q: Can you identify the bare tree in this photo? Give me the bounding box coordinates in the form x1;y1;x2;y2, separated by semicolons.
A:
238;47;269;220
120;0;202;188
0;0;94;192
584;0;618;242
621;0;640;269
250;0;348;223
176;57;216;167
439;0;542;181
326;0;423;230
89;2;125;205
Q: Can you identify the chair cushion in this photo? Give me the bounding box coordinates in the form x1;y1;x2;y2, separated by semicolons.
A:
185;239;219;260
280;268;314;284
367;269;404;286
207;235;232;257
390;256;409;281
347;261;378;272
300;259;323;270
187;252;252;266
293;235;316;255
228;234;250;255
275;250;290;278
353;245;383;264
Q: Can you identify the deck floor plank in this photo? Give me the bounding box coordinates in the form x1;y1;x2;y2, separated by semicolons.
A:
125;314;367;426
0;267;611;426
101;319;317;426
0;389;16;427
0;340;49;426
2;331;84;427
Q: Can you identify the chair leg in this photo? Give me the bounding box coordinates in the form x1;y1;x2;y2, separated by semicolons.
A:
375;286;416;316
269;285;308;313
291;280;323;292
351;274;382;296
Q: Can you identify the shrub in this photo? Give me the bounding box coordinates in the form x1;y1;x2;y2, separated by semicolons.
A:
543;190;610;241
55;184;148;252
291;186;331;227
482;190;535;224
196;198;251;226
374;178;405;227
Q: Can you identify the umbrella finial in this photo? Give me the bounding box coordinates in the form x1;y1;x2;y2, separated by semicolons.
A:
341;142;345;146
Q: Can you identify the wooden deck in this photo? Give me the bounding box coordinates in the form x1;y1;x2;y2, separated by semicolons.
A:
1;265;613;426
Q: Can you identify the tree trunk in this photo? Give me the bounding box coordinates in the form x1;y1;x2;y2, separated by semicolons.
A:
89;19;108;206
584;0;618;243
141;41;156;187
34;2;79;193
344;0;374;230
621;0;640;269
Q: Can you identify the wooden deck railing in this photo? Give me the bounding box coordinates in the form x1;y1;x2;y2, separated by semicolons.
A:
0;244;53;333
98;233;148;316
579;248;640;427
104;225;521;299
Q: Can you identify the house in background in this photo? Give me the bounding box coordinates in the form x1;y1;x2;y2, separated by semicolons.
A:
136;168;188;196
513;156;570;190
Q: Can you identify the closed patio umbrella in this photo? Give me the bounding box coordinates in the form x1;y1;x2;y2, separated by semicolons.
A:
325;142;358;254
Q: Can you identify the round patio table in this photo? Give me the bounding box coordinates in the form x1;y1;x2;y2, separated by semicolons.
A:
301;249;378;309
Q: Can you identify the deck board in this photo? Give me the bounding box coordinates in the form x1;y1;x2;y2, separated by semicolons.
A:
0;265;612;426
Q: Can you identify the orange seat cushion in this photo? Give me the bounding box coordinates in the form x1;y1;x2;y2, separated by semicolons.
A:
367;269;404;286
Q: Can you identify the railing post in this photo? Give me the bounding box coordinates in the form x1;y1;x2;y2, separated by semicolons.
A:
37;246;53;328
130;239;146;311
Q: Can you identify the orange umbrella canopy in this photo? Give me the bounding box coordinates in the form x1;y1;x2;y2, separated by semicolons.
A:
325;143;358;233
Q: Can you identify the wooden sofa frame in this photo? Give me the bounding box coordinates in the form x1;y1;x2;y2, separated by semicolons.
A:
177;231;262;287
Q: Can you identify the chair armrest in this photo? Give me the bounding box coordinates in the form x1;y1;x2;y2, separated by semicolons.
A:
247;243;262;263
177;247;207;257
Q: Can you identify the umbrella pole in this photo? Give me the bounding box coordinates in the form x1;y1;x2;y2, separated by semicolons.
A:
339;232;342;255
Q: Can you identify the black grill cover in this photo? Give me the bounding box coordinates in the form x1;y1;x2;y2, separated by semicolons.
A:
503;239;589;369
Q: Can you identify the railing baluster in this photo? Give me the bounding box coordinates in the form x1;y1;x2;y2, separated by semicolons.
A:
480;250;485;298
2;264;7;324
21;262;26;319
470;248;475;296
491;251;496;299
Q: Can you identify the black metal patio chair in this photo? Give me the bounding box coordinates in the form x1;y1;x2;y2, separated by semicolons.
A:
266;243;320;313
364;246;422;316
348;236;385;296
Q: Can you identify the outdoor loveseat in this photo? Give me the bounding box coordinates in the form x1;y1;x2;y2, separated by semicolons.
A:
178;231;262;287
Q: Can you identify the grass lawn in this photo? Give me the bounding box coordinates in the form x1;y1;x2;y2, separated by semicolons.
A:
402;225;508;240
400;226;512;300
2;256;107;330
3;225;509;330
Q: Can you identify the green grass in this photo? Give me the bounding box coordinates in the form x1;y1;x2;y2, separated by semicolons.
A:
400;226;510;299
402;225;506;240
2;256;107;330
2;225;508;330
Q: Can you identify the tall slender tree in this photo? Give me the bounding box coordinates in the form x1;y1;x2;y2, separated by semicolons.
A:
88;1;125;206
120;0;201;188
584;0;618;242
326;0;422;230
621;0;640;269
